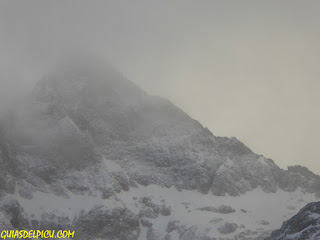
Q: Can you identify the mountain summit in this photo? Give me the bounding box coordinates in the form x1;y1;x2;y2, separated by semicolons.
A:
0;57;319;239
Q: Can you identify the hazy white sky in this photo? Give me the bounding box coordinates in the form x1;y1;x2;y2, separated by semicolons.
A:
0;0;319;173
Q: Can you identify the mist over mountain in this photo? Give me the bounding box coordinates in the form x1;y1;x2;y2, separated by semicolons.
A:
0;57;319;239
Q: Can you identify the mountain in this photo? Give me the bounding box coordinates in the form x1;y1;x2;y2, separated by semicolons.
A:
0;57;319;239
267;201;320;240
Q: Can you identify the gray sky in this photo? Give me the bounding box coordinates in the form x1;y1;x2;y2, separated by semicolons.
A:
0;0;319;173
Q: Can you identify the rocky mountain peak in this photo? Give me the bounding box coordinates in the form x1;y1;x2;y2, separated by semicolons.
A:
32;54;147;111
1;57;320;240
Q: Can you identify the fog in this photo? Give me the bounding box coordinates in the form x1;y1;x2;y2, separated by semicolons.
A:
0;0;320;173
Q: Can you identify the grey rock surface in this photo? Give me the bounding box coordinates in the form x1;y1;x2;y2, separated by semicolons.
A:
266;201;320;240
75;206;140;240
218;222;238;234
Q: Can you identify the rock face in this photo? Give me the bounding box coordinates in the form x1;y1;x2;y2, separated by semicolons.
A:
0;56;319;240
267;201;320;240
1;58;319;199
197;205;235;214
218;222;238;234
75;206;140;240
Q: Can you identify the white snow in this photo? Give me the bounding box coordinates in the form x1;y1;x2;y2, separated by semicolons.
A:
8;182;319;239
117;184;318;238
14;189;123;221
102;158;124;172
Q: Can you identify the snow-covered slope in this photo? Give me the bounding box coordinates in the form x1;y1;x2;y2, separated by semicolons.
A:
0;57;319;239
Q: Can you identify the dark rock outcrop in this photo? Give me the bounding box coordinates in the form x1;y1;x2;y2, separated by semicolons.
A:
267;201;320;240
75;206;140;240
